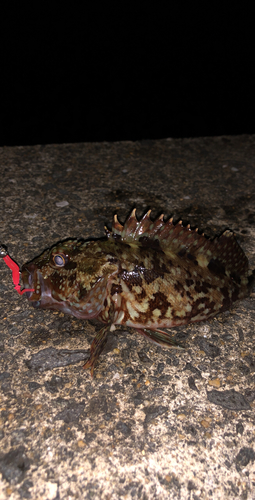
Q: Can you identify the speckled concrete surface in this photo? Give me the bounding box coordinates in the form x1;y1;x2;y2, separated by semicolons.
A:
0;136;255;499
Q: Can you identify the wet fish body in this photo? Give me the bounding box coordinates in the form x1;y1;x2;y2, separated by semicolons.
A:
22;210;254;375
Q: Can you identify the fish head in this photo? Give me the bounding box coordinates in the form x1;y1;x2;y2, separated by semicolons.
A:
21;239;82;313
21;239;118;318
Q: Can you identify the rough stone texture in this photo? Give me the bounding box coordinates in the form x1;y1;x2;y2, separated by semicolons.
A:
0;136;255;499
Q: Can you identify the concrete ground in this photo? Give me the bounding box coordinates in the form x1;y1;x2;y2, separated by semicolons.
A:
0;135;255;499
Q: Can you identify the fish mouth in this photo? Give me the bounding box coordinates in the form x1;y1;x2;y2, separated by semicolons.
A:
21;264;43;307
21;264;65;311
25;272;36;299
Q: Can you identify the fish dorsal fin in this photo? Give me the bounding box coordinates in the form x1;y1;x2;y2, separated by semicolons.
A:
106;209;249;277
108;209;204;251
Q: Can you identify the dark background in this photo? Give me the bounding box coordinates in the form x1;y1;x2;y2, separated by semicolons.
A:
1;6;254;147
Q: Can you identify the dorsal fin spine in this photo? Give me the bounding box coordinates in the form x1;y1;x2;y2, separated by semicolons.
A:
112;214;123;235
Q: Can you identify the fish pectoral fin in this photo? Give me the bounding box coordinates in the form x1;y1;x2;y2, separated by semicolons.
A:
135;327;184;349
83;325;110;377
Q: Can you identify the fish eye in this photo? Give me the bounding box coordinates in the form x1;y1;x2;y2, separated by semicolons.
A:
53;253;67;267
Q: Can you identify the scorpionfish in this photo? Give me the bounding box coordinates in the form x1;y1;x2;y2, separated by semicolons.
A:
21;210;254;375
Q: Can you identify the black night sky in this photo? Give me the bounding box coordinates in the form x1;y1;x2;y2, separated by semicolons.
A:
1;6;254;147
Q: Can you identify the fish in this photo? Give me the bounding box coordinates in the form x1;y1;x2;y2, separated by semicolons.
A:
21;209;254;376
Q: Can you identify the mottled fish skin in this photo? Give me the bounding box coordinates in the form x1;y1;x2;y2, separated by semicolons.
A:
21;210;254;375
